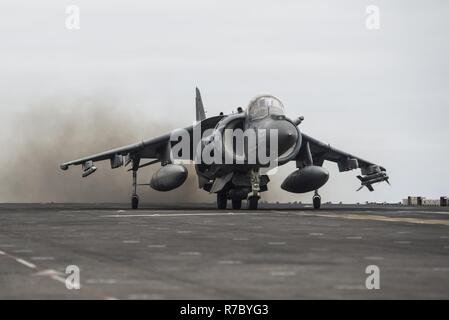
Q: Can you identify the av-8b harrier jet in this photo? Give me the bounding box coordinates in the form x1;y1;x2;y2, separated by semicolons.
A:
60;88;389;210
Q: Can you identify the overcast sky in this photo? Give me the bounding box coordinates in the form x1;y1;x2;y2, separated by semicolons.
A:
0;0;448;203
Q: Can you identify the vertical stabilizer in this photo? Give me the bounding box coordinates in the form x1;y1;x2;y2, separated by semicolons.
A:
195;87;206;121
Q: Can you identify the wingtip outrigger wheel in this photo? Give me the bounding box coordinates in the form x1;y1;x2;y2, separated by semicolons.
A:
131;195;139;210
131;161;140;209
313;190;321;209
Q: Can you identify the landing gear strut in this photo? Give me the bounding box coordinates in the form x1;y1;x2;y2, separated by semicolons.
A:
217;190;227;209
247;195;259;210
131;169;139;209
232;199;242;209
313;190;321;210
248;169;260;210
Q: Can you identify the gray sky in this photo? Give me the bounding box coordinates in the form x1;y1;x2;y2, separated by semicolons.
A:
0;0;448;203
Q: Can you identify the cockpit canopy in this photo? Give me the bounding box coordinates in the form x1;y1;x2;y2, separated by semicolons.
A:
247;95;285;121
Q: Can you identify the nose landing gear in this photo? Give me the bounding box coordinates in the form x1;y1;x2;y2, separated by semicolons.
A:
248;169;260;210
313;190;321;209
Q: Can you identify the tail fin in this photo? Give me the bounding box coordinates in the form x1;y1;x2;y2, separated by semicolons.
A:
195;87;206;121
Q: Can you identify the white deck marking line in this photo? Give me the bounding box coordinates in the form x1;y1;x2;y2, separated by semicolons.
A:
86;278;117;284
218;260;242;265
270;271;296;276
38;270;75;287
123;240;140;244
334;284;365;290
432;267;449;272
2;252;115;299
31;256;55;261
13;249;33;253
102;212;265;218
35;270;119;299
291;212;449;227
179;251;201;256
16;258;36;269
405;211;449;216
34;269;66;284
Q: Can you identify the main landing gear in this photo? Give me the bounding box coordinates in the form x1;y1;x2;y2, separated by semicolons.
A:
247;195;259;210
232;199;242;210
217;190;227;209
131;169;139;209
216;170;262;210
313;190;321;210
216;191;259;210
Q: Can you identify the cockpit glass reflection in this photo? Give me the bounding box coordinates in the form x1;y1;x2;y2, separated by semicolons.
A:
247;95;284;120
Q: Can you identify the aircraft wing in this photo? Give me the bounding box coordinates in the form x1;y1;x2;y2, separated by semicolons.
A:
59;123;196;173
60;114;224;174
298;133;389;191
59;133;171;172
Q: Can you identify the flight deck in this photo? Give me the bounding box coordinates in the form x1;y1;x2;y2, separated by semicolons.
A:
0;203;448;299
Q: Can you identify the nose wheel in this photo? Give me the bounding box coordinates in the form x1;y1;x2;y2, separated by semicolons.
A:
313;190;321;210
247;169;260;210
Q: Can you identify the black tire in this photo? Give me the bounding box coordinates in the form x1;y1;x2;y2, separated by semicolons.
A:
217;191;227;209
313;195;321;209
232;199;242;210
247;196;259;210
131;195;139;210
